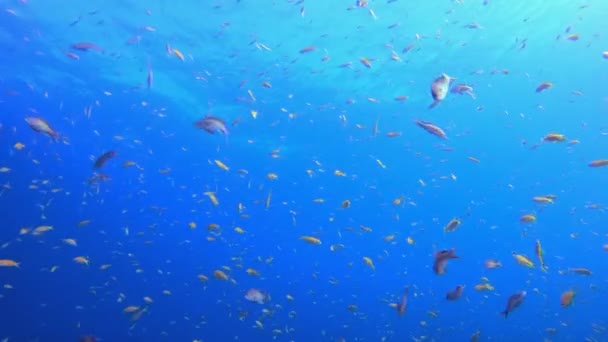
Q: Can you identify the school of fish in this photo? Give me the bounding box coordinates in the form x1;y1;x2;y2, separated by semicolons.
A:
0;0;607;341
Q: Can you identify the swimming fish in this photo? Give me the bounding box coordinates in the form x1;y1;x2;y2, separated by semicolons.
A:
244;288;270;304
450;83;476;99
25;117;59;140
501;291;526;318
433;248;459;275
70;42;104;53
429;73;455;108
416;120;447;139
194;116;229;135
396;286;409;316
93;150;116;169
560;289;575;308
534;239;548;272
446;285;464;300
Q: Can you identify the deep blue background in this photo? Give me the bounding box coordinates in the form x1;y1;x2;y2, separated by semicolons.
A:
0;0;607;341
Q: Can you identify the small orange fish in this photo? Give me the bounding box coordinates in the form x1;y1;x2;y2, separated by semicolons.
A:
213;270;229;280
520;214;536;223
360;57;372;68
474;283;494;291
73;256;89;265
299;236;322;245
173;48;185;61
0;259;19;267
560;290;575;307
543;133;566;142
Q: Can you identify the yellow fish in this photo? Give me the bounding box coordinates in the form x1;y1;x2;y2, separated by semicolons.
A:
512;253;534;268
299;236;322;245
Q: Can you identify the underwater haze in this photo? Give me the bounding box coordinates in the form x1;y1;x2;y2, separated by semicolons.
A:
0;0;607;341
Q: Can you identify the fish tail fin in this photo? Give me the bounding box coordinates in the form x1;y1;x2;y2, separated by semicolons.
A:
501;310;508;318
49;131;59;142
52;132;69;145
428;100;439;109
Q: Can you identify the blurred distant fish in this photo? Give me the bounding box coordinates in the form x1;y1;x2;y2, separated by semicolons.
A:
93;150;116;169
244;288;270;304
70;42;104;53
79;335;97;342
194;116;229;135
69;15;82;27
147;60;153;89
396;286;409;316
88;173;110;185
501;291;526;318
451;84;476;99
446;285;464;300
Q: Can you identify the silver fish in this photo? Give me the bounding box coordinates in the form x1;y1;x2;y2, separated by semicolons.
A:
193;116;229;135
25;117;59;140
244;288;270;304
429;73;455;108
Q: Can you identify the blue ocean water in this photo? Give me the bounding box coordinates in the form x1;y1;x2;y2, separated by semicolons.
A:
0;0;607;341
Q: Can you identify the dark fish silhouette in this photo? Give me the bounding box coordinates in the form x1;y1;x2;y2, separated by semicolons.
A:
79;335;97;342
94;150;116;169
446;285;464;300
501;291;527;317
396;286;409;316
433;248;459;275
